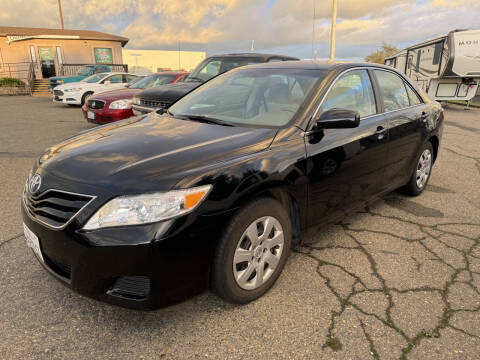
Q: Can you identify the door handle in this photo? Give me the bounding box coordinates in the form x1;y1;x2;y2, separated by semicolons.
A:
375;126;387;140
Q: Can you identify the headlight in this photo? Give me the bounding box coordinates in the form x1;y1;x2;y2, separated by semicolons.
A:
109;99;133;109
133;96;140;105
82;185;212;230
64;88;82;92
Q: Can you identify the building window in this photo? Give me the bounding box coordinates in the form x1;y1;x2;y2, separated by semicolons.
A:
94;48;113;64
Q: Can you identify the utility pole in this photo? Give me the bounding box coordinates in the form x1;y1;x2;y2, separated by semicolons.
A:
250;40;255;52
57;0;65;30
329;0;337;61
312;0;315;59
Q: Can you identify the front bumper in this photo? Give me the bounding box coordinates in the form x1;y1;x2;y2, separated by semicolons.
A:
53;92;82;105
21;201;226;309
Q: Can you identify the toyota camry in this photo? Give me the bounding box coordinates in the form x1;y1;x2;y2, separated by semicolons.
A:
22;61;443;309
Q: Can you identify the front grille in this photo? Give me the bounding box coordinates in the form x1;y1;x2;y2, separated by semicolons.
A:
23;189;95;229
139;98;171;109
108;276;151;300
43;253;71;280
87;99;105;110
53;89;63;96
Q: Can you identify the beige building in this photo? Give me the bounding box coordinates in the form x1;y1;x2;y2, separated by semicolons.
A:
0;26;128;80
122;49;206;74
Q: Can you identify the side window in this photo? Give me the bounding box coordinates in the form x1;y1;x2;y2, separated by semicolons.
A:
322;69;377;118
106;75;122;83
374;70;410;112
94;67;103;74
124;74;136;83
405;83;422;105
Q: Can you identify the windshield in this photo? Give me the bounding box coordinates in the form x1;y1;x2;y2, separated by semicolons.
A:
185;58;264;83
77;66;93;76
169;68;323;128
130;74;178;89
82;73;107;83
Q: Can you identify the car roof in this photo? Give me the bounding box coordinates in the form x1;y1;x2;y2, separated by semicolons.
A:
206;52;299;61
234;60;401;72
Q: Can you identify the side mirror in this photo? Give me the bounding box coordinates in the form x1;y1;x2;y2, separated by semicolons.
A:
315;108;360;129
104;80;111;85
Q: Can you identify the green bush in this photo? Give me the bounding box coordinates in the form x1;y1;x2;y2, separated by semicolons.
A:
0;77;25;87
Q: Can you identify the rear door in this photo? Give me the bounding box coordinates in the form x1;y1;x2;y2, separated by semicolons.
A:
372;69;426;189
305;69;389;227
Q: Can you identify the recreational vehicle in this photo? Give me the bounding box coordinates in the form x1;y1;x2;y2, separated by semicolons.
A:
385;29;480;101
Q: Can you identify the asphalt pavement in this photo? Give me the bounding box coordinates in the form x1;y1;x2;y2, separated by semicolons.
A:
1;96;479;359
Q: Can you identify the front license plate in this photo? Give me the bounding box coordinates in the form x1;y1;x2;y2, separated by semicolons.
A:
87;111;95;120
23;223;44;263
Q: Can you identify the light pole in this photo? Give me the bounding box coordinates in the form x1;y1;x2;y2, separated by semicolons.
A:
329;0;337;61
57;0;64;30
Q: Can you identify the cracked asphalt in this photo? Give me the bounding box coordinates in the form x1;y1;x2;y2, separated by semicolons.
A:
1;96;479;359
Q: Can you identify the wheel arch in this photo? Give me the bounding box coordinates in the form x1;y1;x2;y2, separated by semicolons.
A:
428;135;439;163
230;186;303;245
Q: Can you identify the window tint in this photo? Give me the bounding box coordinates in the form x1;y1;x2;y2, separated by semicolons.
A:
405;83;422;105
322;69;376;118
374;70;410;111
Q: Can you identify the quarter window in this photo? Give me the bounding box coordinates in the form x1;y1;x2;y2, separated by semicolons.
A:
374;70;410;112
322;69;377;118
106;75;122;83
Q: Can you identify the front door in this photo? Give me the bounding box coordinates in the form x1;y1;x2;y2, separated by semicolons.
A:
305;69;389;227
38;47;56;78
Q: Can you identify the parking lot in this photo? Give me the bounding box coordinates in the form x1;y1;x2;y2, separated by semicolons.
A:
1;95;479;359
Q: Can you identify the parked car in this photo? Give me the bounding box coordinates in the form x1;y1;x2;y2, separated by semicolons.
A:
132;53;299;115
53;72;138;106
82;71;189;124
22;61;443;309
49;65;111;90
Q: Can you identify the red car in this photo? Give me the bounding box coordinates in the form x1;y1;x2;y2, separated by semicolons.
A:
82;71;189;124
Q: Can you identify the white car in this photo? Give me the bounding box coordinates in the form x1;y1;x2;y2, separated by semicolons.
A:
52;72;138;106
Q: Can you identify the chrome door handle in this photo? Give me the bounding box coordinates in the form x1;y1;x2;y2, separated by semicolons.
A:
375;126;387;140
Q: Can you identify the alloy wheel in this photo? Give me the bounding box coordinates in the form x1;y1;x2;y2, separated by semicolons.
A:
416;149;432;189
232;216;284;290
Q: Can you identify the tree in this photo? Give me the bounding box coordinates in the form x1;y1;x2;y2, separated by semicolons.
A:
365;42;399;64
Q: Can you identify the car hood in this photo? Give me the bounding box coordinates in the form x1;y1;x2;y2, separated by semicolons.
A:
51;75;85;83
89;88;140;102
136;82;201;103
36;114;276;194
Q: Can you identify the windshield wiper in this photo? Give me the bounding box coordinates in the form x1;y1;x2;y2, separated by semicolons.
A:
175;114;234;127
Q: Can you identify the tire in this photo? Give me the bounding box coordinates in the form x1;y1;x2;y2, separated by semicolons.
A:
81;92;93;106
402;142;434;196
211;197;291;304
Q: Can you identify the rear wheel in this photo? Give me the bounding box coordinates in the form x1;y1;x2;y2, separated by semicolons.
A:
211;197;291;303
402;142;434;196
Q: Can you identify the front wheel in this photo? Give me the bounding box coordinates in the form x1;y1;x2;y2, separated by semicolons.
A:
402;142;434;196
211;197;291;303
81;92;93;106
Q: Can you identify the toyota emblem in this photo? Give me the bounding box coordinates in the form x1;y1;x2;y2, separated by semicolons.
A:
28;174;42;194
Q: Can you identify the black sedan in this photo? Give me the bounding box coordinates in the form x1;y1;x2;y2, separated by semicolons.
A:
22;61;443;309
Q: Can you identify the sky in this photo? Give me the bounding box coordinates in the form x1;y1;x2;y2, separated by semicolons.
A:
1;0;479;59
